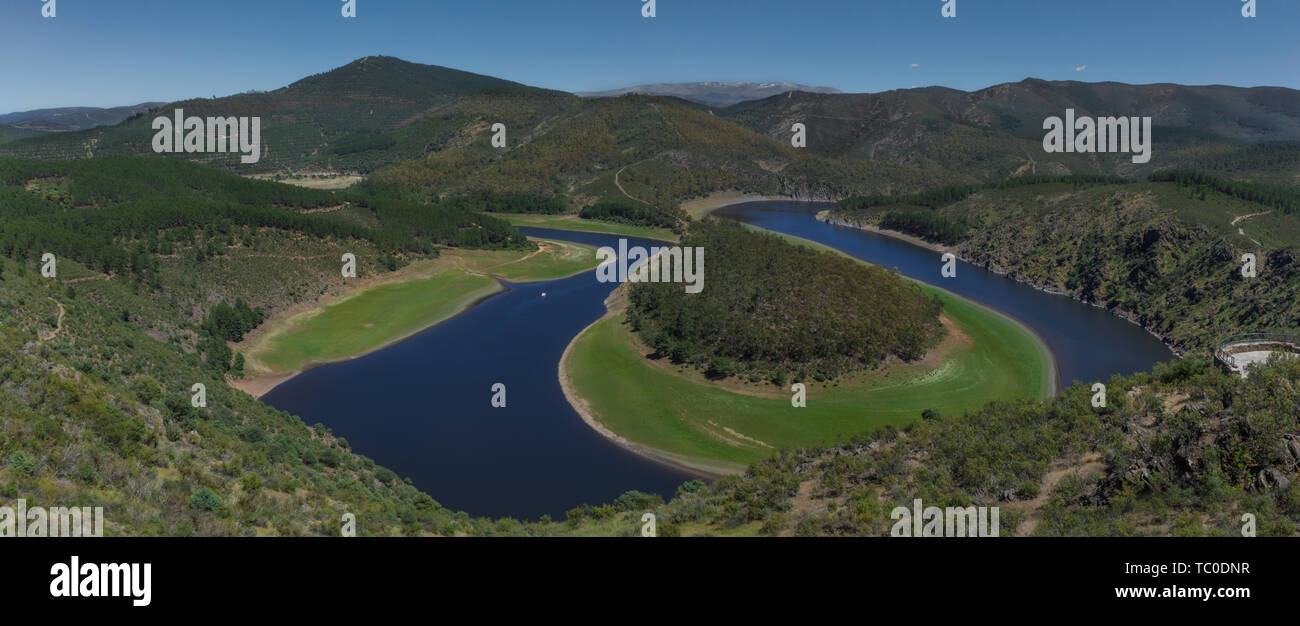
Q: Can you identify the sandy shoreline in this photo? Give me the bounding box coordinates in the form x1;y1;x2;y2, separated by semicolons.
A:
682;191;804;220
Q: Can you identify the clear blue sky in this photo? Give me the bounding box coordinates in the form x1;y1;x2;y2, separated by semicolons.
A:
2;0;1297;112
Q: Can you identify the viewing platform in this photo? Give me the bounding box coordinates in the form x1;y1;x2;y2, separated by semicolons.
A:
1215;331;1300;378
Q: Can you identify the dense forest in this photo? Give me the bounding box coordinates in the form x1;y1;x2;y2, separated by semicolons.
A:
626;220;944;383
838;174;1130;213
445;190;568;214
1148;169;1300;214
878;211;969;245
0;157;532;286
578;199;682;228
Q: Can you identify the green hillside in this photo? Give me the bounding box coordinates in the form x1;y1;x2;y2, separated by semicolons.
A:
0;123;44;145
830;172;1300;353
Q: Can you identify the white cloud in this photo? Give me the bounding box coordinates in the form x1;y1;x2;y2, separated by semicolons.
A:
909;63;920;68
1074;64;1087;72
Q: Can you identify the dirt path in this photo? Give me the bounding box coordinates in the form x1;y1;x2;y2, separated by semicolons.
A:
614;165;654;206
1010;452;1105;536
301;203;349;214
62;272;113;284
38;298;66;341
1231;210;1270;247
1231;210;1271;226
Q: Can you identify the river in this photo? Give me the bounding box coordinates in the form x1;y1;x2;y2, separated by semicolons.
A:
263;205;1173;519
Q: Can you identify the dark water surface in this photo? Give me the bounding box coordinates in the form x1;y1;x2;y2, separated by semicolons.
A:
714;201;1174;387
263;228;693;520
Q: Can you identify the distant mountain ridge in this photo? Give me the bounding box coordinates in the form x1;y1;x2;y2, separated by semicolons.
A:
577;81;843;106
2;57;1296;191
720;78;1300;180
0;103;163;132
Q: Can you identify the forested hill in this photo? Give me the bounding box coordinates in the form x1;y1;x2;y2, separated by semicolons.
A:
626;220;944;382
0;56;566;174
720;79;1300;182
0;156;528;279
829;173;1300;354
370;93;959;213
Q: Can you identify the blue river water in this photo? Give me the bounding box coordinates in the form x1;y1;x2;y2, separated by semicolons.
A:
263;205;1173;519
713;201;1173;388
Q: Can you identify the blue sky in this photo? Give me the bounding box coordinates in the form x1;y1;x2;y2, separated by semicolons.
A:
2;0;1297;112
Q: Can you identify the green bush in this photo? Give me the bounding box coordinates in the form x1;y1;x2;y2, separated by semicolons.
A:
188;488;224;512
7;451;36;477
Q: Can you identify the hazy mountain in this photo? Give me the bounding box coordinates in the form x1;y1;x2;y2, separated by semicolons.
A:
0;103;163;132
577;81;843;106
721;78;1300;179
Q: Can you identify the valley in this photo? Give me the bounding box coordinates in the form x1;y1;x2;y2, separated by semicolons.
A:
0;55;1296;538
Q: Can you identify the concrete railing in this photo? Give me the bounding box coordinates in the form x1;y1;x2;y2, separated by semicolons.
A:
1215;331;1300;377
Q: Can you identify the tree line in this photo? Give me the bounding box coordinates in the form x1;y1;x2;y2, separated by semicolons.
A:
1148;169;1300;214
579;199;681;228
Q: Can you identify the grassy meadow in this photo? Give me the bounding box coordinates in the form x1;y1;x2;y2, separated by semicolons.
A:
495;212;678;242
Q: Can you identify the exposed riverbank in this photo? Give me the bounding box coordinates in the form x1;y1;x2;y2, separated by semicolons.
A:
682;191;802;220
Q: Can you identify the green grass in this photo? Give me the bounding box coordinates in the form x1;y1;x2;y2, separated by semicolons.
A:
453;238;600;282
247;265;500;373
494;212;678;242
565;229;1054;468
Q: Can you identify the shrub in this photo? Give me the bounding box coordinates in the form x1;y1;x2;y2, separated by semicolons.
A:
7;451;37;477
188;487;224;511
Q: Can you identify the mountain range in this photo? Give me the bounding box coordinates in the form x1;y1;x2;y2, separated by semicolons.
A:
1;57;1296;201
0;102;163;132
577;81;843;106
